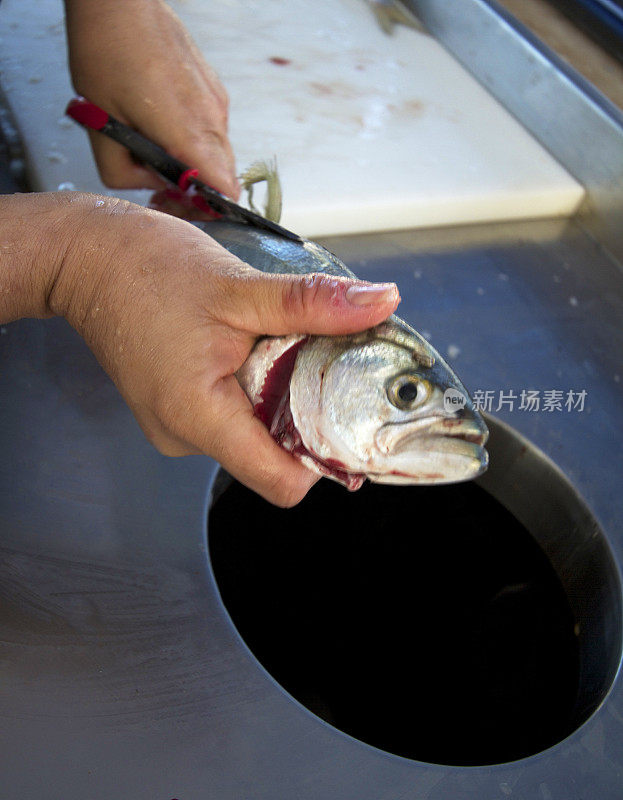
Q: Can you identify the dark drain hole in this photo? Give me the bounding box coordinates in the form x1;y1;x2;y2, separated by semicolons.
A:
209;416;622;769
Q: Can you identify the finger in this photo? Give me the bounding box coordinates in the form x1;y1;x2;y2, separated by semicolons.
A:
222;433;321;508
88;130;167;190
217;269;401;337
191;376;320;507
122;81;239;199
157;126;239;200
154;22;239;198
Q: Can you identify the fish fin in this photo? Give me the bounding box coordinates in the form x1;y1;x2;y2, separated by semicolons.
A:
367;0;427;35
239;158;283;223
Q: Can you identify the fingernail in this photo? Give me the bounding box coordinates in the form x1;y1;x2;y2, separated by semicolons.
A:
345;282;398;306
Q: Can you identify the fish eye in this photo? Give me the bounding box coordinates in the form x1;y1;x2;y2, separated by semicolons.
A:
386;374;431;410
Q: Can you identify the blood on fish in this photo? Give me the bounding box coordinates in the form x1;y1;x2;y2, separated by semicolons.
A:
323;456;347;471
308;446;365;490
254;341;365;490
269;56;291;66
270;389;364;489
255;339;308;426
148;186;221;221
462;434;485;444
321;458;365;491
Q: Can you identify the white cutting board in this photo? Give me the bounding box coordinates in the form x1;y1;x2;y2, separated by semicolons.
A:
0;0;584;237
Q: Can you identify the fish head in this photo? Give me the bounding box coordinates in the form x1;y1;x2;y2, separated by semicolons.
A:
290;320;488;487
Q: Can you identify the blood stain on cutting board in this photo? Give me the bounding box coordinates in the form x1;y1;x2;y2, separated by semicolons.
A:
308;80;362;100
389;99;425;119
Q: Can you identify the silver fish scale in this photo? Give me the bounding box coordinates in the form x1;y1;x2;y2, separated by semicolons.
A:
194;220;354;279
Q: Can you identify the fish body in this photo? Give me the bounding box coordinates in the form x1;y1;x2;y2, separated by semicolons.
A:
196;220;489;490
67;100;484;490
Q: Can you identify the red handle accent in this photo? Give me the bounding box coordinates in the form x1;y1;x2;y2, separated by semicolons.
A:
178;168;199;191
65;97;109;131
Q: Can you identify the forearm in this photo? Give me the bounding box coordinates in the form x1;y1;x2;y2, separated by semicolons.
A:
63;0;157;59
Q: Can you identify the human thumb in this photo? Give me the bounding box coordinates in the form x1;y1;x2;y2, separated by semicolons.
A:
222;270;401;336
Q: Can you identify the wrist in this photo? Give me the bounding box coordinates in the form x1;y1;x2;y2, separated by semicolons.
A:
46;193;146;334
0;191;90;323
0;190;143;335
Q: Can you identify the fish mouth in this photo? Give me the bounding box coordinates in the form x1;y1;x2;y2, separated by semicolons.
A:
376;415;489;450
428;417;489;448
372;415;489;484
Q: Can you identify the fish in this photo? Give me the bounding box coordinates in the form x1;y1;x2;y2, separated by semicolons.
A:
151;166;488;491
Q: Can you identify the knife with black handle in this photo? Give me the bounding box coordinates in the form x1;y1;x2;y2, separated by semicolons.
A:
65;97;303;243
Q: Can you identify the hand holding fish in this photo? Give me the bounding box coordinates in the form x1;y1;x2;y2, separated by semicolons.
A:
63;0;239;198
0;192;399;506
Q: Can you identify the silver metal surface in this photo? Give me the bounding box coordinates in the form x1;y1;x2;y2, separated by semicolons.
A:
2;215;623;797
411;0;623;260
1;1;623;796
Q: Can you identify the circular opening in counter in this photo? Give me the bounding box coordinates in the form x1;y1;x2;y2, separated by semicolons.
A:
207;416;622;766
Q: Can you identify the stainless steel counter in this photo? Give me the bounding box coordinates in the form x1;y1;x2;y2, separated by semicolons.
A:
1;214;622;798
1;1;623;797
